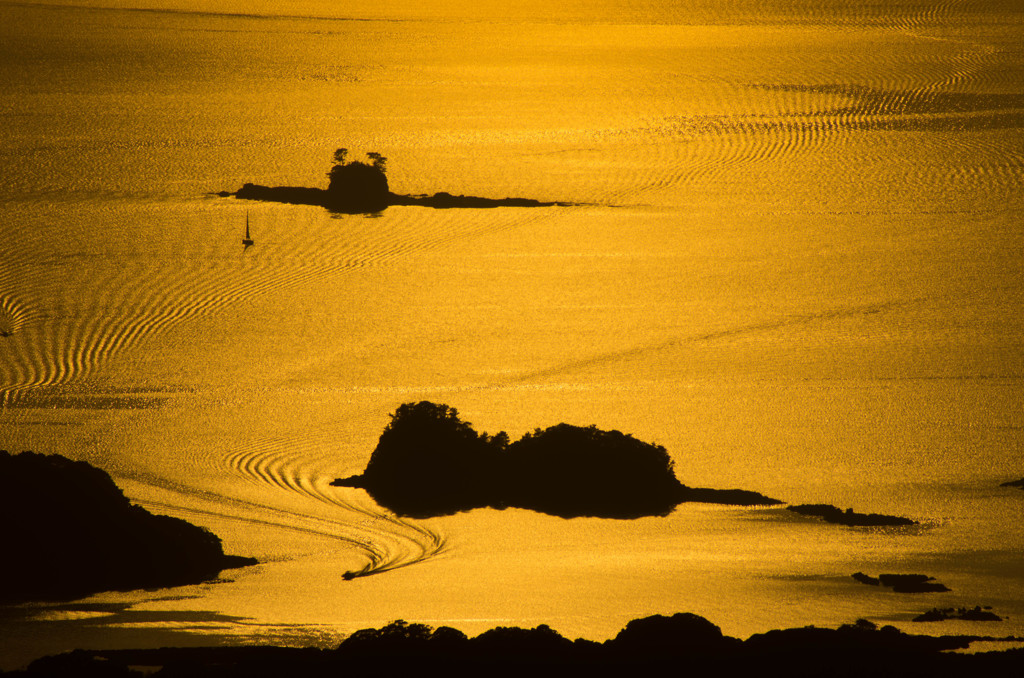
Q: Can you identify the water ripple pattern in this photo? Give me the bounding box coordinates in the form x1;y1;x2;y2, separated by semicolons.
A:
593;16;1024;207
115;466;394;572
0;202;549;406
224;438;447;578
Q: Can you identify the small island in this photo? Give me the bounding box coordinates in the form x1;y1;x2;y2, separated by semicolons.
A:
0;450;257;604
852;572;951;593
913;606;1002;622
331;401;781;519
788;504;917;527
1000;478;1024;490
222;148;572;214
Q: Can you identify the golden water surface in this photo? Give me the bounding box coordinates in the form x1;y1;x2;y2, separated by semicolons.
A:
1;0;1022;669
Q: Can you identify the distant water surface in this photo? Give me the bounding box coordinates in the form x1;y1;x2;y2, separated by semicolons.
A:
1;0;1022;669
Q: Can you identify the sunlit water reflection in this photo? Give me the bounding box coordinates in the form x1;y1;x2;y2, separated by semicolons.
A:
1;0;1022;669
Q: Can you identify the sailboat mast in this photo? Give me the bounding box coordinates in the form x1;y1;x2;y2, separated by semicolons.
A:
242;212;254;247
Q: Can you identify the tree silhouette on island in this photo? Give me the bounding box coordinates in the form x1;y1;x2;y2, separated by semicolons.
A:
224;148;572;213
331;401;781;519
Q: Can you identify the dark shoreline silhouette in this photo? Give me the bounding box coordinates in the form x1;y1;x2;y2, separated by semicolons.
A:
1001;478;1024;490
219;148;572;213
788;503;917;527
331;401;781;519
852;572;951;593
10;613;1024;678
0;451;257;604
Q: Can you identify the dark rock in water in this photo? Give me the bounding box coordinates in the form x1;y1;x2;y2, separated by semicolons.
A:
0;450;257;604
913;606;1002;622
852;572;951;593
235;183;329;208
390;191;568;209
1000;478;1024;490
852;571;881;586
787;504;916;526
877;574;951;593
331;401;781;519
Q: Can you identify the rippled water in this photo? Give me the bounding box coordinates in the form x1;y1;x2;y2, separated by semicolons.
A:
1;0;1023;669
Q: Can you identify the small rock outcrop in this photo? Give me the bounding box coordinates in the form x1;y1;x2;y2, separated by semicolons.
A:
913;606;1002;622
788;504;917;527
852;572;951;593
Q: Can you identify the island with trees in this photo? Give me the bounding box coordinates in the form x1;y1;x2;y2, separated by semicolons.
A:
0;450;257;604
331;401;782;519
223;148;573;213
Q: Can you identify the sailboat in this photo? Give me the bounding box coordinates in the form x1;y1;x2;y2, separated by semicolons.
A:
242;212;254;248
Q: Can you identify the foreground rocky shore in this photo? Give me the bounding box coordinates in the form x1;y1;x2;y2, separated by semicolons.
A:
8;613;1023;678
0;451;256;604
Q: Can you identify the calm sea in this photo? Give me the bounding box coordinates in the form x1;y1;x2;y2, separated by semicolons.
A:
1;0;1022;669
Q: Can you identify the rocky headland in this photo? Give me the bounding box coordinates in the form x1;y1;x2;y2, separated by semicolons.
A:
0;451;257;604
222;148;571;214
331;401;782;519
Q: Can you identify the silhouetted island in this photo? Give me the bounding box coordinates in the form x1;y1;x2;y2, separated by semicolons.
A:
788;503;917;527
221;148;572;213
0;451;257;604
1001;478;1024;490
331;401;781;519
852;572;951;593
914;606;1002;622
12;613;1024;678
